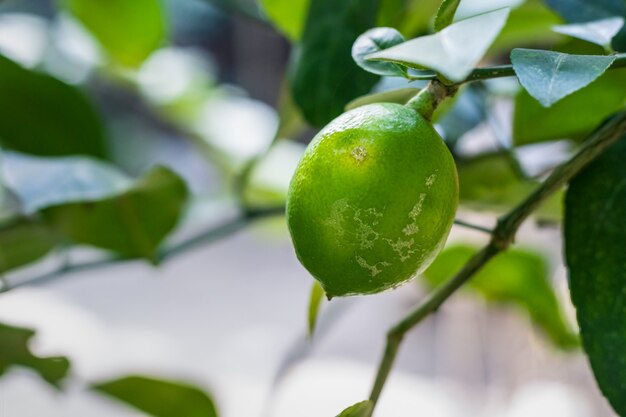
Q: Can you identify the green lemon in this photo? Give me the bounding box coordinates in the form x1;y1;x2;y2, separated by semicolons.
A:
287;103;459;297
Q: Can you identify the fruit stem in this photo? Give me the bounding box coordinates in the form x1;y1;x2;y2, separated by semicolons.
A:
404;80;458;121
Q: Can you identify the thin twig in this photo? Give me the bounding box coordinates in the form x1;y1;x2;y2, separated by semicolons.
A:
453;219;492;234
367;112;626;414
4;207;284;292
407;52;626;83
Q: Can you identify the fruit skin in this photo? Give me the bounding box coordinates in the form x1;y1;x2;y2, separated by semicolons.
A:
287;103;459;297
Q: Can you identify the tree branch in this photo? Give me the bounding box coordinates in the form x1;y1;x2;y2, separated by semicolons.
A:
3;207;284;292
367;112;626;414
407;52;626;83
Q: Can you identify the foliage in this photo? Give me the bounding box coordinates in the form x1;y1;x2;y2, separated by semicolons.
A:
1;0;626;415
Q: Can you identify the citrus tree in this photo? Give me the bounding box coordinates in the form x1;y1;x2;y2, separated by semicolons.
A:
1;0;626;416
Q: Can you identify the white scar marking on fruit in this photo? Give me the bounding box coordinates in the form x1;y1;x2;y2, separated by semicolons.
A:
425;174;437;188
353;207;382;249
385;237;416;262
403;193;427;236
351;146;367;164
402;223;419;236
355;256;390;277
324;199;350;237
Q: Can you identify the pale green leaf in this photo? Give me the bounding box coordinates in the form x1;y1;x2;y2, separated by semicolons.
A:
553;17;624;47
511;49;616;107
307;281;325;338
367;8;510;82
336;400;373;417
259;0;310;41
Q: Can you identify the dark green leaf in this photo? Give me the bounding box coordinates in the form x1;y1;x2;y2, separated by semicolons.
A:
0;219;56;274
93;376;218;417
0;322;70;387
511;49;615;107
553;17;624;48
367;8;510;82
259;0;310;41
290;0;379;127
433;0;461;31
545;0;626;49
564;134;626;415
4;152;129;214
513;69;626;144
64;0;167;67
435;84;485;145
307;280;325;338
42;166;188;260
345;87;419;111
424;245;579;350
336;400;373;417
352;27;407;77
0;55;106;158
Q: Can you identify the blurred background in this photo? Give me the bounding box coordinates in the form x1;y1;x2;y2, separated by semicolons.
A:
0;0;623;416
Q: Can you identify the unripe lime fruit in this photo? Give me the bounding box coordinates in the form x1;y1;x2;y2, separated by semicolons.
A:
287;103;459;297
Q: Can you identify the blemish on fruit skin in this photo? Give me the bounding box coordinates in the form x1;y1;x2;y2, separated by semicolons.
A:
385;237;416;262
324;199;350;237
426;174;437;188
325;199;383;249
351;146;367;164
355;255;390;277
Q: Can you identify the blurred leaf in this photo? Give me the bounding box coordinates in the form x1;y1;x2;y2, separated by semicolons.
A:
565;134;626;415
3;152;129;214
545;0;626;50
65;0;167;67
0;322;70;388
511;49;615;107
489;0;563;54
352;27;407;77
435;84;485;144
0;219;56;274
336;400;373;417
433;0;461;31
93;376;218;417
345;87;419;111
457;152;562;220
308;280;325;338
377;0;440;37
513;69;626;144
259;0;310;41
42;166;188;260
424;245;579;350
0;55;106;158
290;0;380;127
553;17;625;48
367;8;510;82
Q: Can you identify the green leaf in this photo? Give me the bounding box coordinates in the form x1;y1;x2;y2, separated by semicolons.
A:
553;17;625;48
0;322;70;388
564;133;626;415
336;400;373;417
307;281;325;338
545;0;626;50
290;0;380;127
511;49;616;107
489;0;563;55
259;0;310;41
0;55;106;158
345;87;419;111
4;152;129;214
377;0;441;37
435;84;485;144
513;69;626;144
424;245;579;350
65;0;167;67
0;219;56;274
352;27;407;77
93;376;218;417
42;166;188;260
433;0;461;31
367;8;510;82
